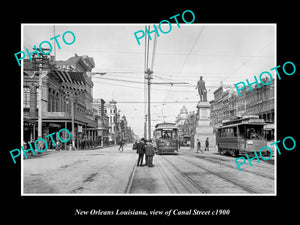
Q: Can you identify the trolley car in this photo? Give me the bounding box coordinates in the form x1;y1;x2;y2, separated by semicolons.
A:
216;115;267;156
153;123;179;154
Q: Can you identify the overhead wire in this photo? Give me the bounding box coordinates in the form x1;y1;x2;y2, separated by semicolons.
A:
93;79;201;92
61;49;273;58
178;26;205;74
159;27;205;108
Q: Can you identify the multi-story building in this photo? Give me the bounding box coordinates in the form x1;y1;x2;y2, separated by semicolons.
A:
175;106;197;147
93;99;109;146
244;77;274;123
209;85;236;130
23;53;98;149
104;99;119;144
175;106;188;145
119;115;135;143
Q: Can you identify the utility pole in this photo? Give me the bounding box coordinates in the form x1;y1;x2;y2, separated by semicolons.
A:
144;115;147;139
33;48;50;143
37;64;48;140
70;94;75;149
37;65;43;140
145;68;153;140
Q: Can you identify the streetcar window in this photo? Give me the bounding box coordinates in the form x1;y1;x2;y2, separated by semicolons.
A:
219;127;237;137
173;130;178;139
245;125;263;139
238;125;245;138
157;130;177;139
233;127;237;137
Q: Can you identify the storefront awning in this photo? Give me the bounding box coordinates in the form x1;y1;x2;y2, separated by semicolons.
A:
264;123;274;130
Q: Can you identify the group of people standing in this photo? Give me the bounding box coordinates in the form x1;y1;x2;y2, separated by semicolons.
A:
133;138;155;167
196;137;210;153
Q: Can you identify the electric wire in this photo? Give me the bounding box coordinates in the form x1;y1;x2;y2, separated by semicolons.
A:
178;26;205;74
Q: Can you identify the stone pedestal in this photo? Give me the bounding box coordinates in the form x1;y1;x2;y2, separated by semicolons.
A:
194;101;216;149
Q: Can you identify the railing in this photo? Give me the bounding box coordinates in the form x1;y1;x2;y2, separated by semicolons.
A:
42;111;71;119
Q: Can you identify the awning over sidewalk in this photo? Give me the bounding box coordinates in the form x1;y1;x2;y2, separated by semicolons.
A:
264;123;274;130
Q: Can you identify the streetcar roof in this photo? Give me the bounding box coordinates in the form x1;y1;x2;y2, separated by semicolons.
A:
154;123;178;130
219;119;265;129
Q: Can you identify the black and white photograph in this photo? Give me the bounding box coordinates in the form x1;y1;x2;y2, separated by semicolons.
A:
4;5;298;223
21;24;276;195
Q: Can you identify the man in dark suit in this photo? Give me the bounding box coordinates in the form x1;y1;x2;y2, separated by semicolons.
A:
118;139;124;151
136;138;145;166
145;139;155;167
205;137;209;151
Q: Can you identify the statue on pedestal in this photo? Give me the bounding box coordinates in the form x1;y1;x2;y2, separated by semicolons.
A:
195;76;207;102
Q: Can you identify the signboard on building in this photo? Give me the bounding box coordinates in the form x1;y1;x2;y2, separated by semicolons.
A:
78;125;82;133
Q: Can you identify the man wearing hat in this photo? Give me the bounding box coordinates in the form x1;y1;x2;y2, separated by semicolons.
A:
205;137;209;151
145;139;155;167
136;138;146;166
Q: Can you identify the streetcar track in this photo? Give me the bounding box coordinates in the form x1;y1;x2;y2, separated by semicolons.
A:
158;157;197;193
183;152;274;180
159;156;208;193
156;157;180;193
176;155;258;194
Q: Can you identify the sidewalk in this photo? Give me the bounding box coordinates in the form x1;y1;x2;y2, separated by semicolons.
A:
23;145;138;194
23;145;115;159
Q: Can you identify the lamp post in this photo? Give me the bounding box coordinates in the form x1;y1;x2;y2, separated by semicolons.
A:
65;92;77;150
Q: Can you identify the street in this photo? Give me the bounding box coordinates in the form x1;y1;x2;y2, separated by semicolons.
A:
23;144;275;195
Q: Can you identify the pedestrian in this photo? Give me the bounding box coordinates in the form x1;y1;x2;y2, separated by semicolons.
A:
145;139;155;167
205;137;209;151
196;139;203;153
23;140;28;158
145;140;149;166
136;138;145;166
56;140;59;151
82;138;85;149
132;140;138;150
118;139;124;151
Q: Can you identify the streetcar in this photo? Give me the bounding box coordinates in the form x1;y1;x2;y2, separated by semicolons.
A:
216;115;267;156
153;123;179;154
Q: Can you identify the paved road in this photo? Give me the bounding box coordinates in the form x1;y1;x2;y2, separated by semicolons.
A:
23;145;275;195
129;148;275;194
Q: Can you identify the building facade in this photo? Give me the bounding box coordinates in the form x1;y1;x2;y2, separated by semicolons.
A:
93;99;109;146
175;106;197;147
23;53;98;150
209;85;237;129
104;100;119;144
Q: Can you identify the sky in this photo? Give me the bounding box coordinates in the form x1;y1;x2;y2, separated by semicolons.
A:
22;24;276;137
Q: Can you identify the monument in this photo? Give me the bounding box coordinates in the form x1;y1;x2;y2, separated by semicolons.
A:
194;76;215;149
